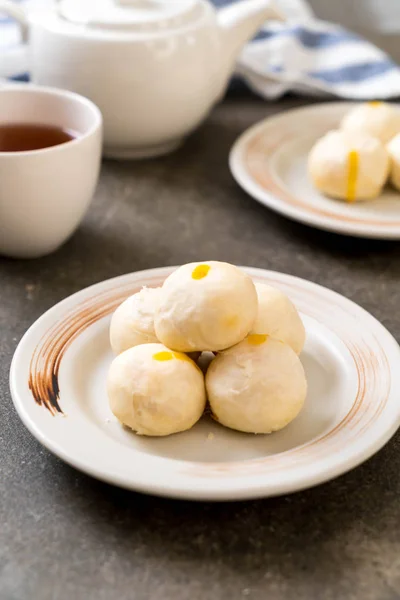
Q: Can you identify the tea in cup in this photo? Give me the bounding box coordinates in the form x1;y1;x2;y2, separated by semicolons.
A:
0;85;102;258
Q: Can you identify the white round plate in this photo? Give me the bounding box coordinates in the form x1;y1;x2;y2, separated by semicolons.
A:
10;266;400;501
230;102;400;239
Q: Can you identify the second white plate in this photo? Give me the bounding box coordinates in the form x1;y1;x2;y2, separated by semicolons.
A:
230;102;400;239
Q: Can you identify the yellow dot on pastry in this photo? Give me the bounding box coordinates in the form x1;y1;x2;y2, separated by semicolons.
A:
192;264;210;280
346;150;359;203
153;351;174;361
368;101;382;107
387;133;400;191
247;333;268;346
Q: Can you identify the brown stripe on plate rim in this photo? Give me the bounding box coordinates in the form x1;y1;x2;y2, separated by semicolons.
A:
28;277;160;415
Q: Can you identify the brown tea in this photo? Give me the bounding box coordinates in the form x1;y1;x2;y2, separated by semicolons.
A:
0;123;77;152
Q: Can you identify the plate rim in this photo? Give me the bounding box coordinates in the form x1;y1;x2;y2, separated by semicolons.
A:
9;266;400;500
229;101;400;240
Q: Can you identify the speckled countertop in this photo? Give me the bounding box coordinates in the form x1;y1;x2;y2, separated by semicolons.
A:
2;95;400;600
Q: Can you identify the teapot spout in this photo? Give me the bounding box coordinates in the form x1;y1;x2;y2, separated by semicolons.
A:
216;0;283;92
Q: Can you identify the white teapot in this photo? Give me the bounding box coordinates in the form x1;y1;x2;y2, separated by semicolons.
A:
0;0;283;158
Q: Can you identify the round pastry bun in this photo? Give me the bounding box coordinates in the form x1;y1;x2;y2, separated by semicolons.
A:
341;101;400;144
308;129;389;201
110;287;160;355
206;334;307;434
251;283;305;354
155;261;258;352
107;343;206;436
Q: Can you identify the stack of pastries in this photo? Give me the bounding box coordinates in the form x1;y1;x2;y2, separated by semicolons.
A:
107;261;307;437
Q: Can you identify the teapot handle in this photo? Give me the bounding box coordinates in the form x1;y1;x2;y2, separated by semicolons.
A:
0;0;29;43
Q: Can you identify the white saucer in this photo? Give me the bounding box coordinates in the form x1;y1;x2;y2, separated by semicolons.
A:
10;266;400;500
230;102;400;239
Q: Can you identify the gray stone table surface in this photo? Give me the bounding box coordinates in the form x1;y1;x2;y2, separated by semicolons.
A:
2;95;400;600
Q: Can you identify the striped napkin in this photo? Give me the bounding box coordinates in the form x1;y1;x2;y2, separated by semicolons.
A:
2;0;400;99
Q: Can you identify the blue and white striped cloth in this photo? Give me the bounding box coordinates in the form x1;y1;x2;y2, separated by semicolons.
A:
2;0;400;99
236;18;400;99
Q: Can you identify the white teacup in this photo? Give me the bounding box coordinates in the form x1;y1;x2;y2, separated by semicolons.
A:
0;84;102;258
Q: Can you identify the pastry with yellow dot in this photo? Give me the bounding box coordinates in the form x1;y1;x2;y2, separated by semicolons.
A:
251;283;305;354
107;343;206;436
387;133;400;191
308;129;389;201
341;101;400;144
110;287;160;355
155;261;258;352
206;334;307;434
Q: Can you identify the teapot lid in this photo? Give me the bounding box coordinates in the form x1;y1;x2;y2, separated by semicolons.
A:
58;0;203;31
